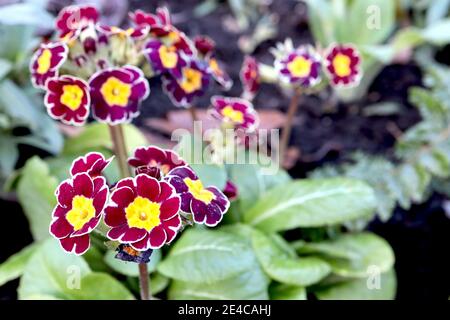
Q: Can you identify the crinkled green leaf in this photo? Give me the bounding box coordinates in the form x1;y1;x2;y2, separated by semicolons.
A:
0;243;38;286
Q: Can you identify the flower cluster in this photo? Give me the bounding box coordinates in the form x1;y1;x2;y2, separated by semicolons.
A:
272;41;362;89
50;149;230;258
31;5;231;125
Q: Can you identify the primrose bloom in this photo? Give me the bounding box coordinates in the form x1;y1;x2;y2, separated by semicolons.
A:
55;4;99;39
324;44;361;87
89;66;150;124
128;146;186;176
166;166;229;227
71;152;112;177
210;96;259;132
275;46;321;87
144;39;184;75
44;76;90;126
50;173;109;255
130;7;171;28
30;42;68;89
105;174;181;250
162;59;210;107
240;56;260;99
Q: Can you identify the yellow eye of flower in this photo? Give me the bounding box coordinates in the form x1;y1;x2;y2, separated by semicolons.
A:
37;49;52;74
159;45;178;68
60;84;84;111
125;196;161;231
287;56;312;78
66;195;96;231
209;58;222;75
100;76;132;107
221;105;244;123
184;178;215;204
332;53;352;77
179;68;202;94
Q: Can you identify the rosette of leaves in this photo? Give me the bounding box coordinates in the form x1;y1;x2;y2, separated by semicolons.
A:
311;61;450;223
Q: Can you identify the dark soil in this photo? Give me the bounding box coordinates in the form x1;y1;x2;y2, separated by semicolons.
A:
0;0;448;300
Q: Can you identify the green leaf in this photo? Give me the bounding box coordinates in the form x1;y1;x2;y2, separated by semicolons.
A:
0;3;54;28
0;24;36;60
63;123;147;156
244;178;376;232
104;249;161;277
151;272;170;295
18;239;91;299
252;229;330;286
304;0;335;46
168;268;269;300
398;163;431;202
421;19;450;45
190;164;227;190
0;243;38;286
17;157;58;241
158;228;258;284
70;273;135;300
315;269;397;300
270;283;307;300
297;232;395;278
0;58;12;80
0;137;19;178
409;87;447;125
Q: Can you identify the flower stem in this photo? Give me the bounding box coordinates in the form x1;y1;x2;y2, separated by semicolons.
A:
108;124;151;300
138;263;151;300
279;87;302;162
188;105;198;122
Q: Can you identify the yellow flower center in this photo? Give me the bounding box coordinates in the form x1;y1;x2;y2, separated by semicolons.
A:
37;49;52;74
287;56;312;78
66;195;96;231
159;45;178;69
221;105;244;123
179;68;203;94
100;76;132;107
184;178;215;204
125;196;161;231
60;84;84;111
332;53;352;77
167;31;180;43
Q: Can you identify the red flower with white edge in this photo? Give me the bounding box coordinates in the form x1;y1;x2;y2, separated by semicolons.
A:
55;5;99;39
30;42;68;89
128;146;186;176
210;96;259;132
130;7;171;28
166;166;229;227
50;173;109;255
44;76;90;126
70;152;112;178
324;44;362;87
105;175;181;251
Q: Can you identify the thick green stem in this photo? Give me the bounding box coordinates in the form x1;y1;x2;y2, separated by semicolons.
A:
279;87;302;162
108;124;150;300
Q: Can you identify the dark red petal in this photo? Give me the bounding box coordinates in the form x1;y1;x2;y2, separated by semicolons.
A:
148;225;167;248
158;181;175;202
57;180;74;207
59;234;90;255
73;173;94;198
160;197;180;220
130;234;150;251
121;227;148;243
135;174;160;201
162;214;181;244
116;178;135;190
104;206;126;227
111;186;135;207
50;216;73;239
190;199;207;224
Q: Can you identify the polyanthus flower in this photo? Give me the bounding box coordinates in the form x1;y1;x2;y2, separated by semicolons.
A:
30;42;68;89
210;96;259;132
324;44;362;87
144;39;184;75
130;7;171;28
44;76;90;126
89;65;150;124
50;173;109;255
55;4;99;39
105;174;181;250
162;59;210;107
71;152;112;178
240;55;260;99
128;146;186;176
166;166;229;227
194;35;215;56
275;46;321;87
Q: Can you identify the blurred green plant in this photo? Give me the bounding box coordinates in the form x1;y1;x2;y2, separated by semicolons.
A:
311;60;450;224
0;19;63;186
304;0;450;102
